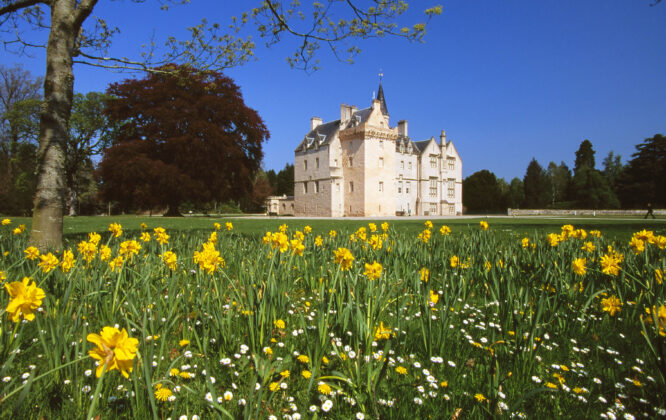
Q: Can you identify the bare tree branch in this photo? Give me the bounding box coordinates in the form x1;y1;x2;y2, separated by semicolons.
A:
0;0;47;16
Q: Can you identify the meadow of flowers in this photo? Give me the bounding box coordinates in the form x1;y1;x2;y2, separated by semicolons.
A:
0;217;664;419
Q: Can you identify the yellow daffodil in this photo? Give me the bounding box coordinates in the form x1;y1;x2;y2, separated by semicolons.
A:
5;277;45;322
363;261;382;280
38;252;59;273
108;222;123;238
601;295;622;316
24;246;39;260
60;250;76;273
572;258;586;276
333;247;354;271
87;326;139;378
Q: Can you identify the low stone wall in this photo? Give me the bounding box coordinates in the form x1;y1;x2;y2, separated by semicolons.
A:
507;208;665;217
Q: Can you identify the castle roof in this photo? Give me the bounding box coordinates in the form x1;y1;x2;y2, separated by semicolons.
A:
377;81;389;116
295;107;373;152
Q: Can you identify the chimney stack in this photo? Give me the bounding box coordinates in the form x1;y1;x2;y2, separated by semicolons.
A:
440;130;446;145
340;104;349;122
311;117;323;131
398;120;408;137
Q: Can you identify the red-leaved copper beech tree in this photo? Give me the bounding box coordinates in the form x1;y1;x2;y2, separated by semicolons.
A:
97;65;268;216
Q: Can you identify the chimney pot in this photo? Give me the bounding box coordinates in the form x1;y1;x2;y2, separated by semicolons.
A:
311;117;323;130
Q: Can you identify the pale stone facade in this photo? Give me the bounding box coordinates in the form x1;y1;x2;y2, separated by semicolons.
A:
294;84;463;217
265;195;295;216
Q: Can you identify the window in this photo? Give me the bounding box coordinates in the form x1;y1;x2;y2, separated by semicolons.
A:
401;160;404;170
430;156;437;168
316;157;319;169
379;181;384;192
349;157;353;167
379;157;384;168
449;204;455;215
303;182;308;194
398;181;403;194
304;160;308;171
406;182;410;194
430;203;438;215
448;158;455;170
349;181;354;192
315;181;319;193
429;179;437;197
448;179;455;198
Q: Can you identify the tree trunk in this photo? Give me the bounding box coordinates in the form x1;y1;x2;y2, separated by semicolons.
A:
68;187;78;216
29;2;79;250
163;204;182;217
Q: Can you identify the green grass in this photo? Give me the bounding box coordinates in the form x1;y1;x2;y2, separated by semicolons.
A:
4;215;665;243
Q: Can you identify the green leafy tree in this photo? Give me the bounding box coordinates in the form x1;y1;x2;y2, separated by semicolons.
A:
66;92;116;216
574;139;595;171
616;134;666;208
0;64;42;215
547;161;572;206
507;177;525;209
602;151;623;189
523;158;551;208
1;0;441;249
276;163;295;196
571;140;619;209
463;170;506;213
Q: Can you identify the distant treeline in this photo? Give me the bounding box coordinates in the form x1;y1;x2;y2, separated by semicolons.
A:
463;135;665;213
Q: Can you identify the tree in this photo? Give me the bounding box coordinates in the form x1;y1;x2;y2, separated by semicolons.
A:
276;163;295;196
240;170;274;213
571;140;619;209
1;1;440;249
574;139;595;172
97;65;269;215
462;170;506;213
616;134;666;208
507;177;525;209
523;158;551;208
65;92;116;215
547;161;572;206
0;64;42;215
602;151;623;197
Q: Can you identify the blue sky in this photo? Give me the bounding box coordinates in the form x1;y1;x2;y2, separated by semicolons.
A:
2;1;665;181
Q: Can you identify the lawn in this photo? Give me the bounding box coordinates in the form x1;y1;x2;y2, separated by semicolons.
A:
4;214;665;243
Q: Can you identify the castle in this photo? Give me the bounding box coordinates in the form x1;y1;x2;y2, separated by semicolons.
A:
292;82;463;217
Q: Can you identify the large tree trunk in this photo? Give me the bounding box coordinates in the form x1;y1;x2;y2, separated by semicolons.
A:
29;2;78;250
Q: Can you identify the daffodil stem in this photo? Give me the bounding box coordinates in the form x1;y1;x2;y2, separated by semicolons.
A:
7;320;20;348
86;361;107;420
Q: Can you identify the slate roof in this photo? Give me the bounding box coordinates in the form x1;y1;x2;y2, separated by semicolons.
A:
377;82;389;116
412;140;431;154
295;107;373;152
